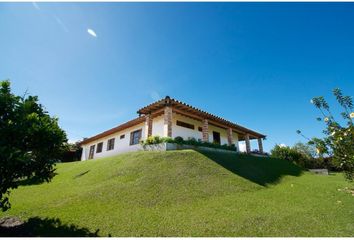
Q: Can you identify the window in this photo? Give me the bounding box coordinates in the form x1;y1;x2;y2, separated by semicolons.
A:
120;134;125;139
176;120;194;130
96;142;103;153
107;138;115;151
213;131;221;145
198;127;203;132
88;145;95;159
130;129;142;145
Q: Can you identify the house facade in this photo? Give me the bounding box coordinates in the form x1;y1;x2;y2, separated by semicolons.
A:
80;96;266;160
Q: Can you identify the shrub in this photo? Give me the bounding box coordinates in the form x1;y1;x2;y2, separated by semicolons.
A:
142;135;237;151
144;136;162;145
220;143;237;151
271;143;340;169
271;145;307;168
161;137;174;143
174;136;184;144
185;137;198;146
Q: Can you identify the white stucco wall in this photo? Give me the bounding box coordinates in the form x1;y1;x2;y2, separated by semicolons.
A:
151;115;164;137
172;113;203;141
81;122;145;161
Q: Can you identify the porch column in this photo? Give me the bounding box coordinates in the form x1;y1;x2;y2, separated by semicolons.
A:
227;127;233;146
163;106;172;137
145;114;153;139
245;133;251;153
202;119;209;142
258;138;263;154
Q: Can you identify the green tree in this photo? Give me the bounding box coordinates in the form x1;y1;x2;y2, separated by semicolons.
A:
0;80;67;211
298;88;353;180
292;142;317;159
270;144;308;168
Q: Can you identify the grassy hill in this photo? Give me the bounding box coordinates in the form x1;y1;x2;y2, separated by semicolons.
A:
1;150;353;237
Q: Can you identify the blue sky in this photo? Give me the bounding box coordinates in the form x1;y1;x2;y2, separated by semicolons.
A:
1;2;354;152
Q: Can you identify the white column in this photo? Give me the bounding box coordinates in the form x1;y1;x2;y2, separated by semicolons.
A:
80;146;87;161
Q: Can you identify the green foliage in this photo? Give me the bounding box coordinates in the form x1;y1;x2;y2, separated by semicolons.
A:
144;136;162;145
161;137;174;143
271;143;339;170
184;137;198;146
60;142;82;162
292;142;317;159
0;151;353;236
141;135;237;151
305;88;354;180
141;136;174;146
0;80;67;211
271;145;307;168
174;136;184;144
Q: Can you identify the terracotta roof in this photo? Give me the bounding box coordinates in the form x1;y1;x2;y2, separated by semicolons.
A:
80;116;145;145
138;96;266;139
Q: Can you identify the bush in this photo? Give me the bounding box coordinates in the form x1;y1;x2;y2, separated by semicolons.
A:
271;144;331;169
185;137;198;146
161;137;174;143
141;135;237;151
141;136;176;146
144;136;162;145
271;145;307;168
174;136;184;144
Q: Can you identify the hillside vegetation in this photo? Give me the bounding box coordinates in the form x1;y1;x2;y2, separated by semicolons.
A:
0;150;353;236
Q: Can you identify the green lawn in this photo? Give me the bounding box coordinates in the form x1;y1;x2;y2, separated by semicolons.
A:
1;150;353;236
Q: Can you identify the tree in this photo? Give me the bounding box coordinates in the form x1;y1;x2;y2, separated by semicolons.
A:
298;88;354;180
0;80;67;211
61;141;82;162
270;144;308;168
292;142;317;159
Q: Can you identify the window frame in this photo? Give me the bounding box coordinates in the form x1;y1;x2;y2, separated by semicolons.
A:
88;145;95;159
130;129;142;145
96;142;103;153
107;138;115;151
176;120;195;130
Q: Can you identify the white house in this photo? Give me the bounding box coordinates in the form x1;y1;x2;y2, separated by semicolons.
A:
80;96;266;160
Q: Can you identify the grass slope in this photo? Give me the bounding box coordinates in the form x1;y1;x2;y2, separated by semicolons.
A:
1;150;353;236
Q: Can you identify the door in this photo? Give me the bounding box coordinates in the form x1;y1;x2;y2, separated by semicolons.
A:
88;145;95;159
213;131;221;144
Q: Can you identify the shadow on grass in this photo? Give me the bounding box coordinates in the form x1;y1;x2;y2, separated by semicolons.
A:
198;150;303;186
0;217;100;237
74;170;90;179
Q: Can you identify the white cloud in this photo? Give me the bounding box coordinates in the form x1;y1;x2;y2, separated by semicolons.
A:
54;16;69;33
32;2;40;10
279;143;287;147
150;91;161;101
87;28;97;38
68;138;80;144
